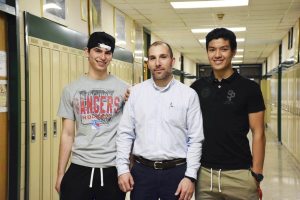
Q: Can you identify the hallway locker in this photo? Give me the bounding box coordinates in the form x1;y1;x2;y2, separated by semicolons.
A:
109;62;116;75
84;55;89;74
115;61;121;78
76;55;84;78
41;47;52;200
51;49;61;200
60;51;69;92
69;53;77;82
28;44;42;200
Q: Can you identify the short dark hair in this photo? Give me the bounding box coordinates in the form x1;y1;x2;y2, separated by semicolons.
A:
148;41;173;58
206;28;237;51
87;32;115;53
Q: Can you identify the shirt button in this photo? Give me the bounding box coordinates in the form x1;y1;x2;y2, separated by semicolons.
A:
218;85;221;88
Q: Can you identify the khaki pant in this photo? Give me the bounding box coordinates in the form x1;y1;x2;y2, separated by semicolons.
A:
195;167;259;200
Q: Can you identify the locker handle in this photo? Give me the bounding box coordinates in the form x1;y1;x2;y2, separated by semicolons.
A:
43;121;48;139
53;120;57;137
31;123;36;142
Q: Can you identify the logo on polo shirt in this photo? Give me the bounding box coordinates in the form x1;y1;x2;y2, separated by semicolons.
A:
224;90;236;104
201;87;211;98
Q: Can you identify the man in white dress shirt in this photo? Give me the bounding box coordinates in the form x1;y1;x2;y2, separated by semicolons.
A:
116;41;204;200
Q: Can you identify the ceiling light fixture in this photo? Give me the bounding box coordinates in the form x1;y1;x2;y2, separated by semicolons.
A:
170;0;249;9
192;27;246;33
237;49;244;52
43;3;62;10
232;60;243;63
234;55;244;58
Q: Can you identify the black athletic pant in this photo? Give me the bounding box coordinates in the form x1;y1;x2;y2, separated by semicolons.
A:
60;163;125;200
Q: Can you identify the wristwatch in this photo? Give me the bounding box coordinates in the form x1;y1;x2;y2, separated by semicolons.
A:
184;176;196;183
251;170;264;182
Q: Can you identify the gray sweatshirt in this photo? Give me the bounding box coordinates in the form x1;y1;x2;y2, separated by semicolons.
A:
58;75;128;168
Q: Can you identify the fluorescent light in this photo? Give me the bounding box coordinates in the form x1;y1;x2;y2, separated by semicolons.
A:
234;55;244;58
171;0;249;9
192;27;246;33
43;3;62;10
199;38;245;43
192;28;214;33
237;49;244;52
116;41;126;46
232;60;243;63
134;50;143;54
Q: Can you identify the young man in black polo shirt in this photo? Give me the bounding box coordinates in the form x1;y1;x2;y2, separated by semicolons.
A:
191;28;266;200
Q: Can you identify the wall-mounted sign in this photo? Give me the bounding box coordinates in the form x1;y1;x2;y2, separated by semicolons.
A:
42;0;67;26
0;80;7;112
115;9;126;48
0;51;7;77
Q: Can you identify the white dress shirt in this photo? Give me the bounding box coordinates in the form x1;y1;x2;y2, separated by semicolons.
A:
116;78;204;179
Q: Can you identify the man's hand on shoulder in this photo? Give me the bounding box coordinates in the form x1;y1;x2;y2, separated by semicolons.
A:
123;87;131;102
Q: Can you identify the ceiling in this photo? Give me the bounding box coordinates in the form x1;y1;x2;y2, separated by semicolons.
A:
106;0;300;64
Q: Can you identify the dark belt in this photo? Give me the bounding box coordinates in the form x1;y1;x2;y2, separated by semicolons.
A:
134;156;186;170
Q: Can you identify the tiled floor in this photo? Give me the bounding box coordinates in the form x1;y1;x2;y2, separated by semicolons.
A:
125;128;300;200
260;128;300;200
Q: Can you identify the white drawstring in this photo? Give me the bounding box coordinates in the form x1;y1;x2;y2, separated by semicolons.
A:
89;168;95;188
100;168;104;187
210;168;213;191
209;168;222;192
218;169;222;192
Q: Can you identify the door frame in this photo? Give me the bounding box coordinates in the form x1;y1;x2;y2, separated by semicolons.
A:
2;1;21;200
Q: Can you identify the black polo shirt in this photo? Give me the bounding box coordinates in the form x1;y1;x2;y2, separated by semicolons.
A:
191;70;265;170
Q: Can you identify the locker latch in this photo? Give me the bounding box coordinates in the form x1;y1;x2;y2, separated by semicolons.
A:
43;121;47;139
53;120;57;137
31;123;36;142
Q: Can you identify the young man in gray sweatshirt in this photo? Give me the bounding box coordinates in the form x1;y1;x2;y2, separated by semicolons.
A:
55;32;128;200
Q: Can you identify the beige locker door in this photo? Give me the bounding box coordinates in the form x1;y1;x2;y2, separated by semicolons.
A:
0;12;7;200
120;64;124;80
110;63;115;75
60;52;69;91
83;57;89;74
51;49;61;200
69;54;77;82
129;65;133;84
29;44;42;200
76;55;84;78
41;48;52;200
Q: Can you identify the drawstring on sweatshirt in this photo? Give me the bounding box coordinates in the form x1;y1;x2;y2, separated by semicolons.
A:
100;168;104;187
89;168;95;188
209;168;222;192
89;167;104;188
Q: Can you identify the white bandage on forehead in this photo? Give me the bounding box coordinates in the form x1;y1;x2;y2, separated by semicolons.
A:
97;43;111;51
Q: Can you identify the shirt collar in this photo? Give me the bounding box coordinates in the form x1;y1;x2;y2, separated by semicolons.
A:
151;76;175;92
209;69;239;83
